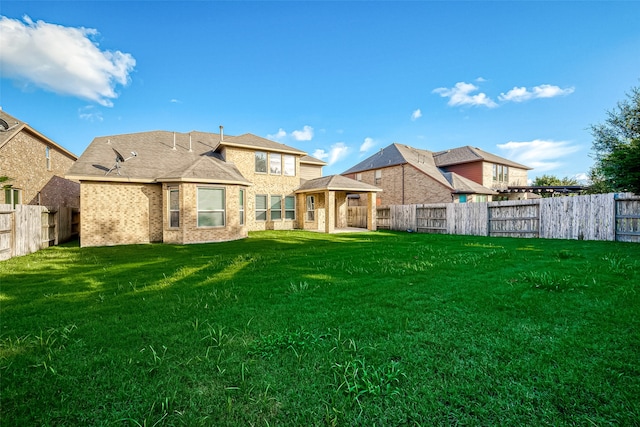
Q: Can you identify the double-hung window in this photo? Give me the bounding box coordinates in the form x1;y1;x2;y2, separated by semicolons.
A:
197;187;225;227
285;196;295;220
169;187;180;228
374;170;382;185
255;151;267;173
270;154;282;175
306;196;315;221
255;195;267;221
283;155;295;176
270;196;282;220
239;189;245;225
45;146;51;171
4;188;21;208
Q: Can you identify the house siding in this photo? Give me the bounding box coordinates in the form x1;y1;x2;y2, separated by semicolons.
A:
80;182;162;247
441;162;483;185
0;130;79;207
300;163;322;181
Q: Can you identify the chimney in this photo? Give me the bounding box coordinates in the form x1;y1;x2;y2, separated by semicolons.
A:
219;125;224;142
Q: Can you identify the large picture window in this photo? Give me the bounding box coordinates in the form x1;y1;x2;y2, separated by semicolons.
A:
255;195;267;221
270;154;282;175
283;155;295;176
169;187;180;228
197;187;225;227
271;195;282;220
255;151;267;173
285;196;295;219
306;195;315;221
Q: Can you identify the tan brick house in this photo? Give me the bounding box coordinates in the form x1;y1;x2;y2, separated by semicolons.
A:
0;110;79;208
67;128;380;247
343;143;506;206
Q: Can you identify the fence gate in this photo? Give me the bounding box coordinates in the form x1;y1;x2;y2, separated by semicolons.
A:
488;202;540;238
0;210;13;261
615;197;640;242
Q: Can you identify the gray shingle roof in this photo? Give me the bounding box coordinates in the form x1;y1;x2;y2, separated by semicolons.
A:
296;174;382;193
440;172;497;195
300;155;327;165
433;145;531;169
222;133;307;155
67;130;248;184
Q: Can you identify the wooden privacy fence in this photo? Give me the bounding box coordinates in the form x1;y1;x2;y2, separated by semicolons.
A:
0;204;79;261
376;193;640;242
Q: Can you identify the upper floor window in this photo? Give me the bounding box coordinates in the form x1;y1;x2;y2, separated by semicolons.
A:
374;170;382;185
493;164;509;182
169;187;180;228
197;187;225;227
356;173;362;181
270;154;282;175
283;155;295;176
255;151;267;173
46;146;51;170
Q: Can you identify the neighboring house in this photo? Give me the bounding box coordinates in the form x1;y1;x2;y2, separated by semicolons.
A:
67;128;380;247
342;143;501;206
433;145;531;197
0;110;79;208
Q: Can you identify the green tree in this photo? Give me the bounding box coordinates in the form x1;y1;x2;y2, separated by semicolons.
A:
589;85;640;194
532;174;579;186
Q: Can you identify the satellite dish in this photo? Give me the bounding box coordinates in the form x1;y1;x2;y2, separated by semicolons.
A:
105;147;139;176
113;148;125;163
0;118;9;131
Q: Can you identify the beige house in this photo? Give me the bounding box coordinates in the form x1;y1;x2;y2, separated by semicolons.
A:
67;128;380;247
0;110;79;208
343;143;507;206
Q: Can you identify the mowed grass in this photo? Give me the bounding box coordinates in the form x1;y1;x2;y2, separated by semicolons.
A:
1;230;639;426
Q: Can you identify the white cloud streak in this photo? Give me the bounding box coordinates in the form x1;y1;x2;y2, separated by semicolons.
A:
411;109;422;121
292;125;314;141
433;82;498;108
499;85;575;102
360;137;375;153
267;128;287;140
497;139;582;172
313;142;349;166
0;15;136;106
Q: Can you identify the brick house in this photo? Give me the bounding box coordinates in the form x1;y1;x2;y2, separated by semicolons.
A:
432;145;531;198
67;128;380;247
343;143;508;206
0;110;79;208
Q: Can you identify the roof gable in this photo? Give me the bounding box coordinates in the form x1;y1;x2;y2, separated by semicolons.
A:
0;110;77;159
434;145;531;170
296;174;381;193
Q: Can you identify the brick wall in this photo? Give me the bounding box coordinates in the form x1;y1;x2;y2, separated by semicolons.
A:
80;182;162;247
346;165;452;206
222;146;302;231
0;129;79;207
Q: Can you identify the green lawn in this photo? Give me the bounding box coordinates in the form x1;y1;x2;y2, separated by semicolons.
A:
1;230;639;426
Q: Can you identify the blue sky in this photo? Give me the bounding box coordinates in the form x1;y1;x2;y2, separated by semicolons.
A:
1;1;639;181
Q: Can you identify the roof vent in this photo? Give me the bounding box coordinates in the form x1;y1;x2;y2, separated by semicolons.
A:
219;125;224;142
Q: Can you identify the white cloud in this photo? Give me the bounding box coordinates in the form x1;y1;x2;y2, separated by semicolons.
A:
499;84;575;102
292;125;314;141
313;143;349;166
433;82;497;108
78;105;103;122
0;15;136;106
360;137;375;153
267;128;287;140
497;139;582;172
411;109;422;121
170;99;182;104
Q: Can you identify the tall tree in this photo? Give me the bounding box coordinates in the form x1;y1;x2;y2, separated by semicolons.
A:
532;174;579;186
589;85;640;194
